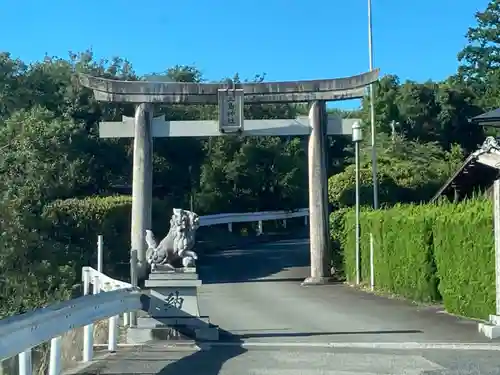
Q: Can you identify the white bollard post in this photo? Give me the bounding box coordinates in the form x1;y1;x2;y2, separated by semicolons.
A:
228;222;233;232
108;314;118;352
84;276;100;362
282;219;287;229
257;220;263;236
123;311;130;327
82;270;93;362
107;285;118;352
18;349;32;375
370;233;375;291
48;337;62;375
97;235;104;273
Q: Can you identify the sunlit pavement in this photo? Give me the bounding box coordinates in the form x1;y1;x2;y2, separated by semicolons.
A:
191;238;500;375
71;239;500;375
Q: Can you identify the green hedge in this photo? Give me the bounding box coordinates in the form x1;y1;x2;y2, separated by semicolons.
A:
41;196;172;280
334;197;495;319
433;199;495;319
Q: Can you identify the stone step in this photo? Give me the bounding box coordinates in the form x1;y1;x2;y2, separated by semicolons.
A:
145;279;202;288
148;272;199;280
128;321;219;343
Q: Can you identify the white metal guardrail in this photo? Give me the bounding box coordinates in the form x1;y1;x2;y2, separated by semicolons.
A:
199;208;308;234
0;208;308;375
199;208;308;226
0;283;142;375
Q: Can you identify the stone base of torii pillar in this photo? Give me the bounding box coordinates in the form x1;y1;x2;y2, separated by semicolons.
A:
127;266;219;343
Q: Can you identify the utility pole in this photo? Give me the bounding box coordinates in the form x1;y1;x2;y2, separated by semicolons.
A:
352;121;362;285
368;0;379;209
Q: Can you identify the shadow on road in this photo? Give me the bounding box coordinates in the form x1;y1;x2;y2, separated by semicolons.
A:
219;329;424;340
199;238;310;284
157;328;247;375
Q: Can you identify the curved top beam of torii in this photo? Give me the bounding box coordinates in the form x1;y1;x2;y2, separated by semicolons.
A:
78;69;380;104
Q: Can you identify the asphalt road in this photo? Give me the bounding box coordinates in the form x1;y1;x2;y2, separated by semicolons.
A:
72;239;500;375
193;238;500;375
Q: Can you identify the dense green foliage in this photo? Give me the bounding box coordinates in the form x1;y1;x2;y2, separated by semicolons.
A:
336;197;495;319
1;1;500;320
327;135;465;208
41;196;173;280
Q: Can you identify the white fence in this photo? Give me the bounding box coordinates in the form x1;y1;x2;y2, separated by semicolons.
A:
200;208;309;234
0;208;308;375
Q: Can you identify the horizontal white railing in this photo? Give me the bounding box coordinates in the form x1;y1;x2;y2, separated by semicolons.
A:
200;208;308;234
0;207;308;375
199;208;308;226
0;268;140;375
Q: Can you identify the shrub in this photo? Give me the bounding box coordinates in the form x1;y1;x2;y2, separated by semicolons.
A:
340;205;439;301
335;198;495;318
433;198;495;319
328;167;403;209
41;196;172;280
329;207;350;278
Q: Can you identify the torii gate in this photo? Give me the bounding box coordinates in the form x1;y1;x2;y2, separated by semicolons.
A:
79;70;379;286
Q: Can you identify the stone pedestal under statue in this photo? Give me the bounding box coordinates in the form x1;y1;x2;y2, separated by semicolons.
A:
127;209;219;343
127;267;219;344
127;266;219;343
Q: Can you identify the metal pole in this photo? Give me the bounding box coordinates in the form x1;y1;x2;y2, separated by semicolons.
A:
18;350;32;375
355;140;361;285
370;232;374;290
368;0;379;209
48;337;62;375
97;235;103;273
82;270;92;362
494;179;500;316
189;165;194;212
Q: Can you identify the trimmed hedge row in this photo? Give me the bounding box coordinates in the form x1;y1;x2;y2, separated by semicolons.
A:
41;196;173;279
333;198;496;319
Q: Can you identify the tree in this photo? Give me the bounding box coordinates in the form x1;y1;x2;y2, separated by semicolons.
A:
328;133;465;208
361;75;483;153
457;0;500;108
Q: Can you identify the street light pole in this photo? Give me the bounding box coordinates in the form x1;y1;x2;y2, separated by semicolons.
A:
368;0;379;209
352;121;362;285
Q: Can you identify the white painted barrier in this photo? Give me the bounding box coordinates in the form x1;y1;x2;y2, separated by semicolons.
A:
0;207;308;375
199;208;308;235
199;208;308;226
0;289;142;372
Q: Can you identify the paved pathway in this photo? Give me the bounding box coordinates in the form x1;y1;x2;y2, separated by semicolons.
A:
72;238;500;374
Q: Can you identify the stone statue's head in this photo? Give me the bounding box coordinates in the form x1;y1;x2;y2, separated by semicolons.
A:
187;211;200;231
170;208;199;252
172;209;199;231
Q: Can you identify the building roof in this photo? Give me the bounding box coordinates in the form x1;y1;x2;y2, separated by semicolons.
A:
471;108;500;127
431;137;500;202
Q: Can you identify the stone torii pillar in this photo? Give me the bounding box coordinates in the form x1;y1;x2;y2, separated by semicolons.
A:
305;101;330;285
79;70;380;283
131;103;153;275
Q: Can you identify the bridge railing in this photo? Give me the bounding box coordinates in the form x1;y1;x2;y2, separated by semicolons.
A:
0;208;308;375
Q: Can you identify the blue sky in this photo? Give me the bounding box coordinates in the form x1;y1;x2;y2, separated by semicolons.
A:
0;0;485;109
